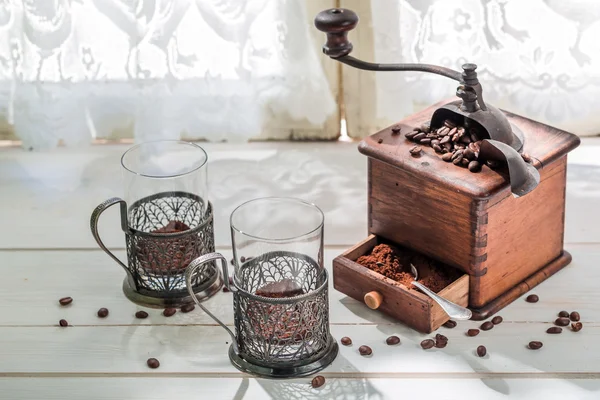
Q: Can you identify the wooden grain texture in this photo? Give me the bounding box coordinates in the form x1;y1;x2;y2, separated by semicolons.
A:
3;377;600;400
333;234;469;333
472;158;568;307
2;324;600;374
369;158;476;273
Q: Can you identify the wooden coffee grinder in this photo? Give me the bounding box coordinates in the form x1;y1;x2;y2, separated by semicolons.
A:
315;8;581;333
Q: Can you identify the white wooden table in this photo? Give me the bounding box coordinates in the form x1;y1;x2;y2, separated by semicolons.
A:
1;140;600;399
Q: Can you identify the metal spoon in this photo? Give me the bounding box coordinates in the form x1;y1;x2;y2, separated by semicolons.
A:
410;263;472;320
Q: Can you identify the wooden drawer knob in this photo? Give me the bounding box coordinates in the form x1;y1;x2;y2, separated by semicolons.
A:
364;291;383;309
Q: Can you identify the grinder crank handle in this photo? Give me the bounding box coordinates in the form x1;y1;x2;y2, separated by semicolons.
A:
479;139;540;197
314;8;487;111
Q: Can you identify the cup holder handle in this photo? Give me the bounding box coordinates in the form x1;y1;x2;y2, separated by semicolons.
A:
90;197;130;276
185;253;238;350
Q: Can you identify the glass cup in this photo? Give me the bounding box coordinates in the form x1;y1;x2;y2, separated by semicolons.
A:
91;140;221;308
184;197;338;378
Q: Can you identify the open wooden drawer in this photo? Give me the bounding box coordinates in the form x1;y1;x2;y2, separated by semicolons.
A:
332;234;470;333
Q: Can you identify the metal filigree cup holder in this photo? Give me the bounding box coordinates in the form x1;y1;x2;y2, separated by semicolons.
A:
91;191;222;308
185;251;338;378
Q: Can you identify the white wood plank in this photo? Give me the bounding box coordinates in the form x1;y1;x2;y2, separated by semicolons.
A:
0;323;599;374
0;245;597;327
0;142;367;249
2;377;600;400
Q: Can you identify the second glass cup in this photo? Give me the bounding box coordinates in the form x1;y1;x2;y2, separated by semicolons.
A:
185;197;338;378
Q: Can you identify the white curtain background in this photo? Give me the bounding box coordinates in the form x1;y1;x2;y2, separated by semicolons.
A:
0;0;336;149
370;0;600;136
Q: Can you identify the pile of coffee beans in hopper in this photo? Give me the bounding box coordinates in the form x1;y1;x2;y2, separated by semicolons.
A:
404;120;532;173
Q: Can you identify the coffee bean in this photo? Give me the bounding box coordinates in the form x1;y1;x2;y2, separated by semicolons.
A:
443;142;454;151
555;317;570;327
163;308;177;317
230;258;235;266
222;286;230;292
438;126;450;135
442;153;453;162
526;294;539;303
570;311;580;322
491;316;503;325
420;339;435;349
444;119;456;128
546;327;562;334
460;135;471;144
451;150;463;161
521;153;532;163
341;336;352;346
147;358;160;369
97;308;109;318
461;158;470;167
311;375;326;388
433;144;442;153
467;329;480;337
469;142;481;154
419;138;431;145
431;139;440;146
358;345;372;356
441;148;449;154
59;319;68;327
440;136;451;144
392;126;402;134
405;131;418;140
572;322;583;332
181;304;195;313
386;335;400;345
135;311;149;319
435;334;448;348
413;133;426;142
452;133;460;142
463;148;474;160
240;256;246;263
425;133;437;139
59;297;73;306
558;311;569;318
452;157;462;166
443;320;457;329
448;127;457;137
528;341;543;350
476;345;486;357
409;146;422;156
377;138;383;144
468;160;482;172
481;321;494;331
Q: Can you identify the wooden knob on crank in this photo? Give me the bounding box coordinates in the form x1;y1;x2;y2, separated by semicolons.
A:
314;8;358;58
364;291;383;309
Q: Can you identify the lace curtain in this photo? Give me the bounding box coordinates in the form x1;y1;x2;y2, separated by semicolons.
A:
0;0;336;149
362;0;600;136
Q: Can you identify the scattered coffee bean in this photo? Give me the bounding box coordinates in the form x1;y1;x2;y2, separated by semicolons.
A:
392;126;401;134
135;311;149;319
240;256;246;263
444;120;456;128
433;144;442;153
528;341;543;350
440;135;451;144
358;345;372;356
467;329;480;337
546;327;562;334
181;304;195;313
311;375;326;388
419;138;432;145
147;358;160;369
59;297;73;306
435;334;448;348
413;133;426;142
222;286;230;292
442;153;453;162
481;321;494;331
341;337;352;346
409;145;422;156
230;258;235;266
452;157;462;166
97;308;109;318
521;153;532;163
59;319;68;327
572;322;583;332
421;339;435;349
405;131;418;140
558;311;569;318
526;294;539;303
555;317;570;327
491;316;503;325
476;345;487;357
386;335;400;345
163;308;177;317
420;123;430;133
570;311;580;322
443;320;457;329
468;160;482;172
377;138;383;144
